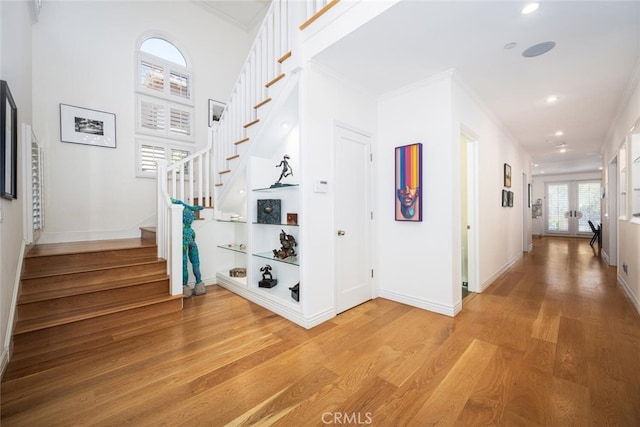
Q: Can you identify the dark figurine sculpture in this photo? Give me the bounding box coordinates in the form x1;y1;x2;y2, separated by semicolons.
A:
273;229;297;259
259;264;277;288
272;154;293;187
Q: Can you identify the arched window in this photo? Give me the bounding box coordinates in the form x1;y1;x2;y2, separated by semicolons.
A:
135;36;194;177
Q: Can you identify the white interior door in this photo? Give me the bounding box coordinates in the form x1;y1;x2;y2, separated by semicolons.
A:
335;124;372;314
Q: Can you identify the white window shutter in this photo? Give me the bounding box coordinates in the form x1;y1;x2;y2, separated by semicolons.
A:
140;143;166;173
140;99;166;133
169;107;191;137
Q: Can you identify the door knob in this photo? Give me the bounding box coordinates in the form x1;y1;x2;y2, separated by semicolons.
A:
337;230;346;236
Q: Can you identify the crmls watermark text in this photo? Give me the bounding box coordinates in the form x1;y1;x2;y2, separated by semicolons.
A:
321;412;373;425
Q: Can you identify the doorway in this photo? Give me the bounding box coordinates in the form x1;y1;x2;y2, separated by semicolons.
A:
334;124;373;314
545;180;601;237
607;158;618;265
460;131;479;295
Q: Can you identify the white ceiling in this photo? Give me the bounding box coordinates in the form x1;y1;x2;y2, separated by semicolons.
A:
200;0;640;176
313;0;640;176
194;0;270;31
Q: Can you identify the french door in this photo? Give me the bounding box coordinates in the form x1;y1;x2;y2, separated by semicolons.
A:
546;180;601;237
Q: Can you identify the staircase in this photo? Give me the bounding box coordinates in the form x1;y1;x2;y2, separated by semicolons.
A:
12;232;182;351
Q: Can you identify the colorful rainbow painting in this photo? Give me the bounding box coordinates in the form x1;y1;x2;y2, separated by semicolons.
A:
395;143;422;221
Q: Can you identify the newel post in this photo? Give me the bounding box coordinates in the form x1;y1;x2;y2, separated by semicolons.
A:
156;160;168;259
169;203;184;296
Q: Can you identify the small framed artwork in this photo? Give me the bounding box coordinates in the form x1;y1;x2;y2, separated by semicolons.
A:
60;104;116;148
395;143;422;221
208;99;225;127
504;163;512;188
507;191;514;207
502;189;508;207
287;213;298;225
1;80;17;200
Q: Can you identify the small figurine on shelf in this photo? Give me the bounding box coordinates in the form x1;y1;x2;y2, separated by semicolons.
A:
271;154;294;188
259;264;278;288
171;198;206;298
273;229;297;259
289;282;300;302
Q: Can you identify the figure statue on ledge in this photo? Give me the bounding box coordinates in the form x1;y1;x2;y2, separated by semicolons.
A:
273;229;297;259
171;198;205;298
259;264;277;288
272;154;293;187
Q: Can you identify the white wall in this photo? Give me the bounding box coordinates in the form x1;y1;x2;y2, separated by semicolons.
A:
1;0;33;376
602;75;640;314
32;1;256;243
302;62;377;319
377;73;457;314
452;75;532;293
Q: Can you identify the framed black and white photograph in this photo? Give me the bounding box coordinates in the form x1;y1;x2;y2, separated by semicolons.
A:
1;80;17;200
208;99;225;127
507;191;514;207
502;189;508;207
60;104;116;148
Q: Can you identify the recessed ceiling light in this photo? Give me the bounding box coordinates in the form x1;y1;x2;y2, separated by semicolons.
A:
560;148;567;153
599;166;603;170
555;131;564;136
546;95;558;104
504;42;518;50
521;3;540;14
534;163;539;167
540;171;545;174
280;121;290;129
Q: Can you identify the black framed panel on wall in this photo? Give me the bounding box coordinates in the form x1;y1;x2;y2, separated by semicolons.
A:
1;80;17;200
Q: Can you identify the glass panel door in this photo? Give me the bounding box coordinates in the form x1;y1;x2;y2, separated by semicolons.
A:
577;181;601;233
547;183;569;233
546;181;601;236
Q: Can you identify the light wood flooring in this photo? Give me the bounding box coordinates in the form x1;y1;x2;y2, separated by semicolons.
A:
2;237;640;425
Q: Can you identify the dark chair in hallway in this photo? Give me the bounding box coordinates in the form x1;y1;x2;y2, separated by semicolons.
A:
588;220;600;246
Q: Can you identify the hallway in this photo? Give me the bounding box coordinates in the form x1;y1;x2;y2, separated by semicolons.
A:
2;237;639;425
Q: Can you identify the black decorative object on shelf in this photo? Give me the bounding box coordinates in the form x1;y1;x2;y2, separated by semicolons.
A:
273;229;297;259
257;199;281;224
271;154;295;188
289;283;299;302
259;264;278;288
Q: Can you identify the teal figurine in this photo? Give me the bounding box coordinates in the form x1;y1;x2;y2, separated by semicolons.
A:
171;199;205;298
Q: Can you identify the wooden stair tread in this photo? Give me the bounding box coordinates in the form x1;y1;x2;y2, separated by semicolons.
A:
22;257;165;280
243;118;260;128
26;238;155;258
19;273;170;304
265;73;285;88
234;137;250;145
253;97;272;109
14;294;183;335
278;51;292;63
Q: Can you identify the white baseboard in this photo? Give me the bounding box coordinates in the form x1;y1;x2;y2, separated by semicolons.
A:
479;252;523;293
216;274;335;329
601;249;610;265
377;289;457;317
618;273;640;316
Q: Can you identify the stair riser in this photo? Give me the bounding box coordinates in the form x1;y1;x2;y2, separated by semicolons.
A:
14;296;183;337
17;280;170;322
23;246;158;278
21;261;167;295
